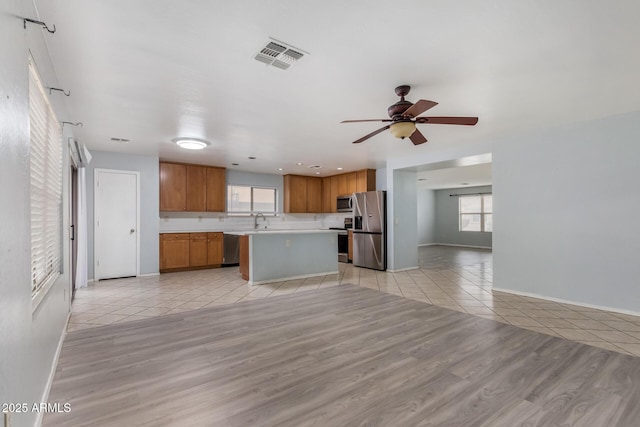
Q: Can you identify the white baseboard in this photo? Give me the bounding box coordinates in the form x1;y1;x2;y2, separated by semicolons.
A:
250;270;339;286
429;243;492;250
138;272;160;277
388;266;419;272
35;311;71;427
492;287;640;318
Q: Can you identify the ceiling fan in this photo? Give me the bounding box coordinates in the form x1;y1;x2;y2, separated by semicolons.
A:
341;85;478;145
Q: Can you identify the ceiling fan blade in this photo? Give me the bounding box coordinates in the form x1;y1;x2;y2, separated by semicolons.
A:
352;125;390;144
409;129;427;145
341;119;393;123
415;116;479;125
402;100;438;118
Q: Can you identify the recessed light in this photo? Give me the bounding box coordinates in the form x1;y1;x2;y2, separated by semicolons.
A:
296;162;303;166
315;172;321;175
248;156;256;160
277;168;283;171
336;167;343;171
173;137;209;150
231;163;239;166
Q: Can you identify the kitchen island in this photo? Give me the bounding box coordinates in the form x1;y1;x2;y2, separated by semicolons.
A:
237;230;339;285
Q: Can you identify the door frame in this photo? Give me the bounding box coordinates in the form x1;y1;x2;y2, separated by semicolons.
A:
93;168;141;281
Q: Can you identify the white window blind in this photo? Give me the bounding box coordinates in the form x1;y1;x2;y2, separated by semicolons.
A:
29;60;63;296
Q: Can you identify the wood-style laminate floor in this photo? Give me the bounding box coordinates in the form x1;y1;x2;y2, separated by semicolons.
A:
46;284;640;427
68;246;640;357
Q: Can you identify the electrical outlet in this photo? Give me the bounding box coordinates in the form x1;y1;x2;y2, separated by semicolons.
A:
285;239;291;247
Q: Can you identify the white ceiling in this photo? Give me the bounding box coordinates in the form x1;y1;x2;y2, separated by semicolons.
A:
34;0;640;176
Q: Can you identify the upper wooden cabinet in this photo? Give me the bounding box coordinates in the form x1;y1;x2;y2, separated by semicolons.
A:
306;177;322;213
205;167;226;212
346;172;357;195
283;175;322;213
159;161;226;212
186;165;207;211
337;174;348;197
356;169;376;192
320;169;376;213
160;163;187;211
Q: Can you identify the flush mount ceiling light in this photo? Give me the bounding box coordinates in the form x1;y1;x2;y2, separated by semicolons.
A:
173;138;209;150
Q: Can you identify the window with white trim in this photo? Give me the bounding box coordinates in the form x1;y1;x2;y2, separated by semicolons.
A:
227;185;277;214
29;59;63;297
459;194;492;232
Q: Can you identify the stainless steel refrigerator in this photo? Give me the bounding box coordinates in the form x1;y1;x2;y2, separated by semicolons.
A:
352;191;386;270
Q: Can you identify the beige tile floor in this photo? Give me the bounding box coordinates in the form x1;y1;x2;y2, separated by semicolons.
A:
69;246;640;357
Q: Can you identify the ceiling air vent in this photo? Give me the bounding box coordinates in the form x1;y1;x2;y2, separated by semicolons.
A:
255;39;307;70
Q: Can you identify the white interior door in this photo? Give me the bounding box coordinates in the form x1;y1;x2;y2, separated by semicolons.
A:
94;169;140;280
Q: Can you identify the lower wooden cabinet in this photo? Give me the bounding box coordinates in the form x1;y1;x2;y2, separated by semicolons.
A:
160;232;224;272
189;233;208;267
348;230;353;262
239;235;249;280
207;232;223;266
160;233;190;270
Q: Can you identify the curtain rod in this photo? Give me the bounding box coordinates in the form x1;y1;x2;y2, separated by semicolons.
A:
449;192;492;197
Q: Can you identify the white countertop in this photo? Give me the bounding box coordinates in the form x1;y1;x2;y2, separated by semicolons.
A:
160;229;337;235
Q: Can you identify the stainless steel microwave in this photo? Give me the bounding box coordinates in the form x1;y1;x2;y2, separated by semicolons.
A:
337;195;353;212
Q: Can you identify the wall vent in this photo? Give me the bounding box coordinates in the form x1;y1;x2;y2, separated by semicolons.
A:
110;137;130;143
255;38;308;70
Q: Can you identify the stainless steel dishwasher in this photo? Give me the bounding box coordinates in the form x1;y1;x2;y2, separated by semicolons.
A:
223;233;240;266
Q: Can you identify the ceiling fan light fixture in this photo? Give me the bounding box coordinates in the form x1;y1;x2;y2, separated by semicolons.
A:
174;138;209;150
389;121;416;139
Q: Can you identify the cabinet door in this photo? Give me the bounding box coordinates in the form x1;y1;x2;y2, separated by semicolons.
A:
330;176;339;213
346;172;357;195
357;169;376;192
306;177;322;213
348;230;353;261
189;233;208;267
284;175;307;213
186;165;207;211
239;235;249;281
322;177;332;213
206;167;226;212
337;174;348;196
160;163;186;211
160;234;190;270
207;232;223;266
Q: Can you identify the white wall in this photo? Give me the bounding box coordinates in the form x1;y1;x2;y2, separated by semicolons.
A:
388;169;418;271
387;111;640;314
493;112;640;313
86;151;160;279
0;2;73;426
417;189;436;245
434;185;492;248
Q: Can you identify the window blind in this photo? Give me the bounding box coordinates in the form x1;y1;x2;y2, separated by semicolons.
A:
29;60;63;295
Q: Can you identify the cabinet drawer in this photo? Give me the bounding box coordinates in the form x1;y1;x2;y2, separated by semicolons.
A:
207;232;223;241
189;233;208;240
161;233;190;240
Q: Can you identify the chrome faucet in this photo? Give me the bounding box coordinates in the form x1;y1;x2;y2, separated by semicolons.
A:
254;212;266;229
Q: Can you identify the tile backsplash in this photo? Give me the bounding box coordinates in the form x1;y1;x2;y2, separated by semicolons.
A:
159;212;352;233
